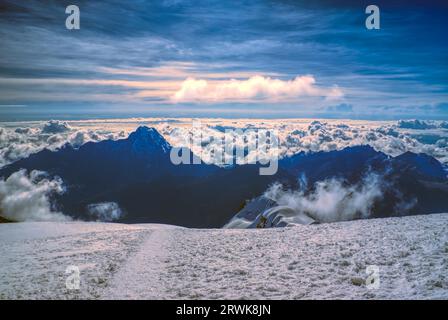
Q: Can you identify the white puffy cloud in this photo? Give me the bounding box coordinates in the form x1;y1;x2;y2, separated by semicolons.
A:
41;120;71;134
171;75;343;103
87;202;123;222
263;173;386;223
0;169;69;222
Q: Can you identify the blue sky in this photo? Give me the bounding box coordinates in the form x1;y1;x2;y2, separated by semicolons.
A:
0;0;447;120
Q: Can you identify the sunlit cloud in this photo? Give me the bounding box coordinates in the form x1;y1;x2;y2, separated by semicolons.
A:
171;75;343;103
0;71;343;105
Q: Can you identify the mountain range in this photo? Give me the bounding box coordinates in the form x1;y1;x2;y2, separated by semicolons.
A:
1;126;447;227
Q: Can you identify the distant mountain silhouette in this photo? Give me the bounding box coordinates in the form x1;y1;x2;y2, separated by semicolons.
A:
1;126;447;227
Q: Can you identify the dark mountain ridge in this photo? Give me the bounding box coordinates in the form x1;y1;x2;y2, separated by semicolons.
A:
1;126;447;227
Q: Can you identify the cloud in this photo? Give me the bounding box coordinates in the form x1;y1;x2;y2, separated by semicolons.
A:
160;119;448;166
170;75;343;103
87;202;123;222
0;1;446;114
397;119;437;130
263;173;385;223
0;169;69;222
42;120;71;134
0;120;127;168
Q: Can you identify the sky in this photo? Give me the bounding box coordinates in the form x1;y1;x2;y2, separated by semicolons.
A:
0;0;447;120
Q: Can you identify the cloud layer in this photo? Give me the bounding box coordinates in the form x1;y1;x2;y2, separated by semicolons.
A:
159;119;448;166
1;118;446;223
0;120;126;168
1;118;448;171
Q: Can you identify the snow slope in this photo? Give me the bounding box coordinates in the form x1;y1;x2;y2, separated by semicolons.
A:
1;214;448;300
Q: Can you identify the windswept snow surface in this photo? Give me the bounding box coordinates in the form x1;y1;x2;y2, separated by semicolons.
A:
1;214;448;300
0;222;151;299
